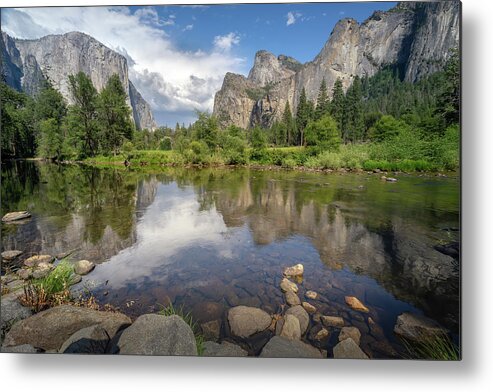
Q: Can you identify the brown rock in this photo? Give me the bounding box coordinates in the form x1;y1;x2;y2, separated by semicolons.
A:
228;306;271;338
321;315;345;328
283;264;304;277
345;296;369;312
201;319;221;341
305;290;318;300
302;302;316;313
284;290;301;306
1;250;23;261
74;260;95;275
333;338;369;359
24;255;53;267
279;278;298;293
339;326;361;345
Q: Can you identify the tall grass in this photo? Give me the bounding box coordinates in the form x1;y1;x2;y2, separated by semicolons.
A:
402;333;460;360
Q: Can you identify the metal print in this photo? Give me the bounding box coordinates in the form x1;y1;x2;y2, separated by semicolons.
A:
0;1;460;359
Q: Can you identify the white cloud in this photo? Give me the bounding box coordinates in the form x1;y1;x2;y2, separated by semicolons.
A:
1;6;247;126
213;32;240;52
286;11;302;26
182;24;193;32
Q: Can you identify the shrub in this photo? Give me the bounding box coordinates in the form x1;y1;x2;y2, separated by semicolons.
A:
281;157;297;169
316;151;342;169
305;114;341;151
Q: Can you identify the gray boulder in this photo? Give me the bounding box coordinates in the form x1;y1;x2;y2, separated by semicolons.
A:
59;325;110;353
2;305;131;351
74;260;95;275
279;314;301;340
284;290;301;306
339;326;361;346
228;306;271;338
202;341;248;357
117;314;197;356
333;337;369;359
285;305;309;334
1;344;38;353
260;336;322;358
1;294;32;342
394;312;447;341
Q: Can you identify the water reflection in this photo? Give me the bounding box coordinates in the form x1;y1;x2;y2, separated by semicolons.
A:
1;162;460;357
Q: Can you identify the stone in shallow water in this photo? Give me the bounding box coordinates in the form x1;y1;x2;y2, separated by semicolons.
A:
333;337;369;359
260;336;322;358
284;290;301;306
393;312;447;342
59;324;110;354
305;290;318;300
302;302;316;313
2;211;31;222
201;319;221;341
74;260;95;275
285;305;309;334
321;315;345;328
283;264;304;277
345;296;369;313
1;250;23;261
117;314;197;356
339;326;361;346
24;255;53;267
228;306;271;338
202;341;248;357
280;314;301;340
279;278;298;293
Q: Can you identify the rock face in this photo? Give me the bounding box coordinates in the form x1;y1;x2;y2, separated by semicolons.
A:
1;31;156;130
393;312;447;341
213;1;460;129
2;305;131;351
260;336;323;358
117;314;197;356
228;306;271;338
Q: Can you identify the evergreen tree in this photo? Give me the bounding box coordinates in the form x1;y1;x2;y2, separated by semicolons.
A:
344;75;364;142
97;74;134;155
330;78;345;135
296;88;312;146
67;72;99;157
315;78;330;120
281;101;295;146
435;48;460;127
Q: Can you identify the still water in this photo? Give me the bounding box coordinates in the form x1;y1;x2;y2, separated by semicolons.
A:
1;161;460;357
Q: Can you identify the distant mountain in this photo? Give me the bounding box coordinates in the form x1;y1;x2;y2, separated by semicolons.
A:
213;1;460;129
1;31;156;130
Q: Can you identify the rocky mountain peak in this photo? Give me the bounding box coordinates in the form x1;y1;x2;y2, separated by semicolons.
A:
248;50;299;86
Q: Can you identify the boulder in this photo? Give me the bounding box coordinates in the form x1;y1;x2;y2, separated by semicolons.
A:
284;290;301;306
117;314;197;356
24;255;53;267
201;319;221;341
260;336;322;358
308;324;331;347
345;296;369;312
202;341;248;357
2;211;31;222
74;260;95;275
283;264;304;277
314;327;330;342
17;269;32;280
321;315;345;328
1;344;38;353
305;290;318;300
2;305;131;351
1;294;32;340
1;250;23;261
280;314;301;340
59;324;110;353
393;312;447;341
228;306;271;338
285;305;309;334
302;302;316;313
279;278;298;293
333;337;369;359
31;262;54;279
339;326;361;346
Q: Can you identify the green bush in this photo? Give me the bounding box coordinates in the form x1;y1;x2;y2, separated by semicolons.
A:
281;157;297;169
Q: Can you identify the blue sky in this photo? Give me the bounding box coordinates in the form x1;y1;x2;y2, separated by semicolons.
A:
2;2;397;126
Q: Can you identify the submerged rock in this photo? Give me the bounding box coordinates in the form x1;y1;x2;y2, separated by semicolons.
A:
280;278;298;293
1;250;23;261
393;312;447;341
333;337;369;359
285;305;309;334
260;336;322;358
2;305;131;351
201;319;221;341
302;302;316;314
59;324;110;354
345;296;369;312
305;290;318;300
202;341;248;357
283;264;304;277
2;211;31;223
284;290;301;306
117;314;197;356
321;315;345;328
339;326;361;346
228;306;271;338
279;314;301;340
74;260;95;276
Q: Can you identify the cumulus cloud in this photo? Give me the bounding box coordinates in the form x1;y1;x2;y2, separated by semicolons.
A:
182;24;193;32
286;11;302;26
213;32;240;52
1;6;247;126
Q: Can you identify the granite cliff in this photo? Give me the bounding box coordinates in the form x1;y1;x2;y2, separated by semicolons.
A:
213;1;460;129
1;31;156;130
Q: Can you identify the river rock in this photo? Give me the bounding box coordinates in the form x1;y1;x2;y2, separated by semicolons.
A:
192;301;224;322
339;326;361;345
305;290;318;300
31;262;54;279
283;264;304;277
284;290;301;306
302;302;316;313
74;260;95;275
393;312;447;341
202;341;248;357
321;315;345;328
1;344;38;353
314;326;330;342
2;305;131;351
280;278;298;293
285;305;309;334
386;177;398;182
201;319;221;341
280;314;301;340
59;324;110;353
345;296;369;312
228;306;271;338
1;250;23;261
24;255;53;267
333;337;369;359
2;211;31;222
1;294;32;340
117;314;197;356
260;336;322;358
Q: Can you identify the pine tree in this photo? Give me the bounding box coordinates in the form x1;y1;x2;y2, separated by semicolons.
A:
282;101;295;146
330;78;345;137
296;88;312;146
315;78;330;120
344;75;364;142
